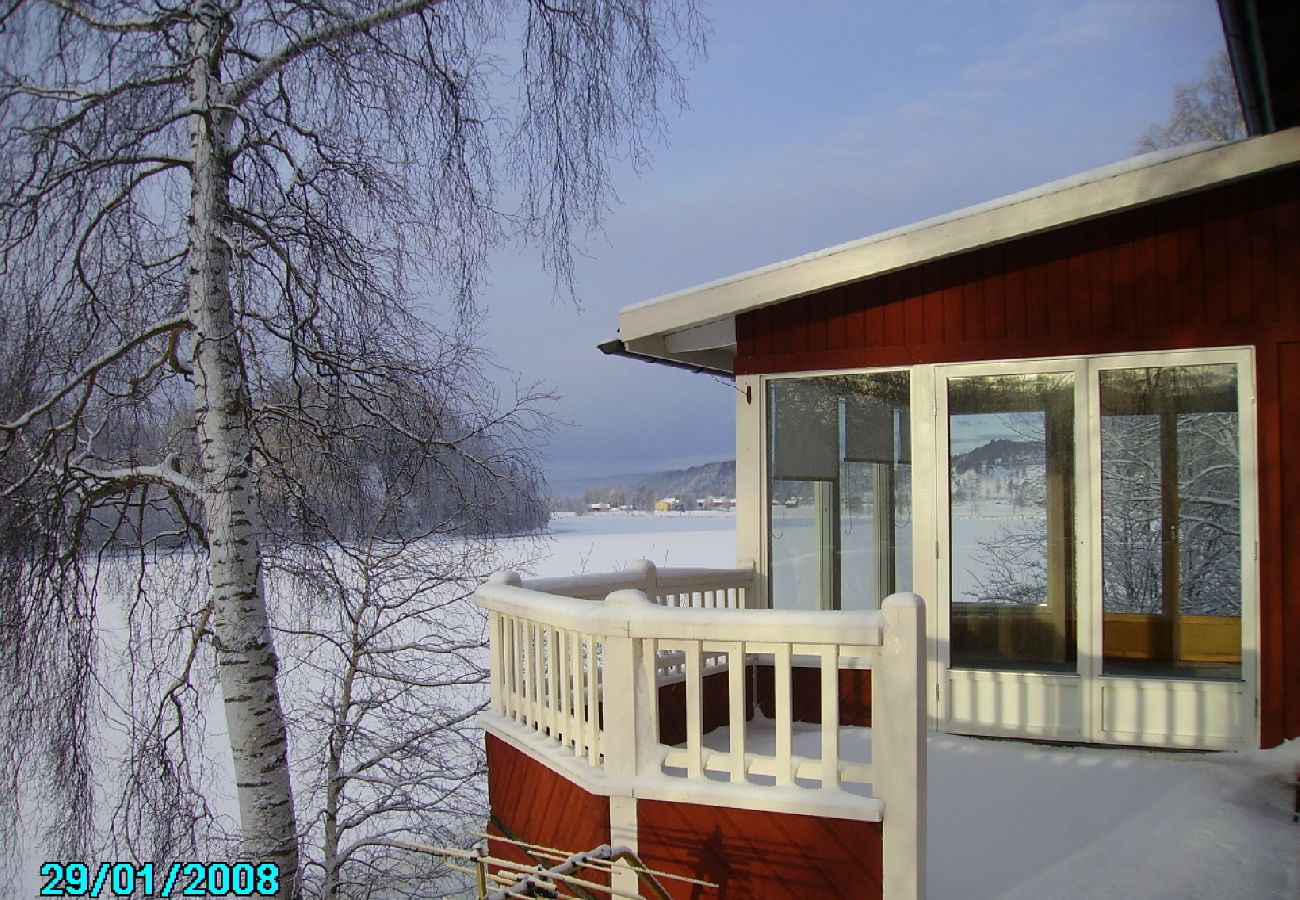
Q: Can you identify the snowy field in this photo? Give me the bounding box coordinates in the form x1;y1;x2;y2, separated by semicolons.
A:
16;511;1296;898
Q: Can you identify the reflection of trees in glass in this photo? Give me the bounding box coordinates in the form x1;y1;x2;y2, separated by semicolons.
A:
968;521;1049;605
966;412;1240;612
1101;413;1240;616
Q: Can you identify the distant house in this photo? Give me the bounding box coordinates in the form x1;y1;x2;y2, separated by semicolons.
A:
654;497;682;512
587;502;611;513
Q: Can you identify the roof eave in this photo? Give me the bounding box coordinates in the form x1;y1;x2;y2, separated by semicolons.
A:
616;129;1300;367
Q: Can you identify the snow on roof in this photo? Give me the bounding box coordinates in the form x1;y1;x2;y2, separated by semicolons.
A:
615;129;1300;368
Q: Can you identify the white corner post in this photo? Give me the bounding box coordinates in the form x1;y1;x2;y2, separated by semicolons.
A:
601;588;658;897
880;592;927;900
628;559;658;602
735;373;767;609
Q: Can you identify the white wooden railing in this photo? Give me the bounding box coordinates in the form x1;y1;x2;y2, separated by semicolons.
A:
524;559;757;609
477;563;926;899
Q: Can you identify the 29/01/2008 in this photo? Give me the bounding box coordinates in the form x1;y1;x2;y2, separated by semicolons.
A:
39;861;280;897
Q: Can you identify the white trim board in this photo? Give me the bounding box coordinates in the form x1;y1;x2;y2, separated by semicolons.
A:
616;130;1300;370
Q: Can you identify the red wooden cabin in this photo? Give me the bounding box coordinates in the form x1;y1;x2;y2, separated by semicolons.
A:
479;129;1299;899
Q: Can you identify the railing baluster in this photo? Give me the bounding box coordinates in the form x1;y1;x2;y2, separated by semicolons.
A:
726;641;746;783
775;642;793;786
819;645;839;788
508;616;521;723
586;635;600;766
685;640;703;778
546;625;559;737
569;628;583;753
531;622;544;730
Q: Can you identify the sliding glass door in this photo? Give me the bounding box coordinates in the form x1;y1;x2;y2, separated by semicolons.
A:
936;350;1256;749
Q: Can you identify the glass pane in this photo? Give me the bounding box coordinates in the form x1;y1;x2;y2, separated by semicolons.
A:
1101;364;1241;679
768;373;910;610
948;372;1076;672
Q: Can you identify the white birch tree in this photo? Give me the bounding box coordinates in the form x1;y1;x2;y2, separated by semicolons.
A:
0;1;702;895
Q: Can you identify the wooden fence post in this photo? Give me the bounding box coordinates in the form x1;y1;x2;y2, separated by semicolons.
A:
880;592;927;900
602;588;657;897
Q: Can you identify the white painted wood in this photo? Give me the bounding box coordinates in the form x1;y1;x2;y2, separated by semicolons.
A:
774;643;793;786
735;374;766;609
586;635;601;767
816;645;839;787
663;317;736;353
608;796;641;897
474;571;922;835
880;594;926;900
726;641;747;783
685;640;704;778
946;671;1085;739
617;132;1300;353
1099;678;1248;749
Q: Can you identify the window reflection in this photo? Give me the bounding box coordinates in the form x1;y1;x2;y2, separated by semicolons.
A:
948;373;1076;672
1100;365;1241;680
767;373;911;611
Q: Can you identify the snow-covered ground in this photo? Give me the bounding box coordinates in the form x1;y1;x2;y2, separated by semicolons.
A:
17;511;1295;898
700;718;1298;899
538;512;1299;900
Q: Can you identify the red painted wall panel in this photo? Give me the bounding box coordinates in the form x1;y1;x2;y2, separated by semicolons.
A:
637;799;883;900
752;665;873;726
657;668;752;746
485;733;611;890
735;166;1300;745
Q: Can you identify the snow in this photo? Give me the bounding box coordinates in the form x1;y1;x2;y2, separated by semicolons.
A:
21;512;1297;899
507;509;739;577
536;514;1299;899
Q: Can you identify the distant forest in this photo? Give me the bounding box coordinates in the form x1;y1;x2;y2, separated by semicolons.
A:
80;397;549;550
551;460;736;512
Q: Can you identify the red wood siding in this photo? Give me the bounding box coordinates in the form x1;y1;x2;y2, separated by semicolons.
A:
658;669;753;745
637;799;883;899
736;166;1300;746
1270;342;1300;743
755;665;873;727
485;733;610;890
737;168;1300;375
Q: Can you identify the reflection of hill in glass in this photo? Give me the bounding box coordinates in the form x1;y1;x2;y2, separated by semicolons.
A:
950;439;1043;475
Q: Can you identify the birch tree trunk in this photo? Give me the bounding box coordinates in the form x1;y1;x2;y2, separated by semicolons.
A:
187;3;299;893
1;1;701;891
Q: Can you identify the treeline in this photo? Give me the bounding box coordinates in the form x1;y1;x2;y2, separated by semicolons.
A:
72;379;548;551
552;460;736;513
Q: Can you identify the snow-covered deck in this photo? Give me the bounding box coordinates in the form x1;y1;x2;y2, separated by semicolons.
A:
475;560;927;897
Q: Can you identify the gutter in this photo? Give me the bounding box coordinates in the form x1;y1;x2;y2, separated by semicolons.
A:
1217;0;1274;135
597;338;735;380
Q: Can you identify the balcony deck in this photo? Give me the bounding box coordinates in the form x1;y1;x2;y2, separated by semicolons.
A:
475;560;926;899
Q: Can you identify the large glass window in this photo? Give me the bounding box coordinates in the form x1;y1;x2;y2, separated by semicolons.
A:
767;373;910;611
1100;364;1242;679
948;372;1076;672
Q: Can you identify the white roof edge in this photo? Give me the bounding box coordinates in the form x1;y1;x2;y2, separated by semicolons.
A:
618;129;1300;343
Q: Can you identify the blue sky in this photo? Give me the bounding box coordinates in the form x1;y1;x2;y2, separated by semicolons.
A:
472;0;1229;482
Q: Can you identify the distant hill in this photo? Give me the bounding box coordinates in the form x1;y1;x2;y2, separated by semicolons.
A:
549;460;736;511
637;460;735;499
951;439;1042;475
548;469;661;498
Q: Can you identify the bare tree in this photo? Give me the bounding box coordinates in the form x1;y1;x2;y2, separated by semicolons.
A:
1137;50;1246;151
262;376;547;899
0;1;703;895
